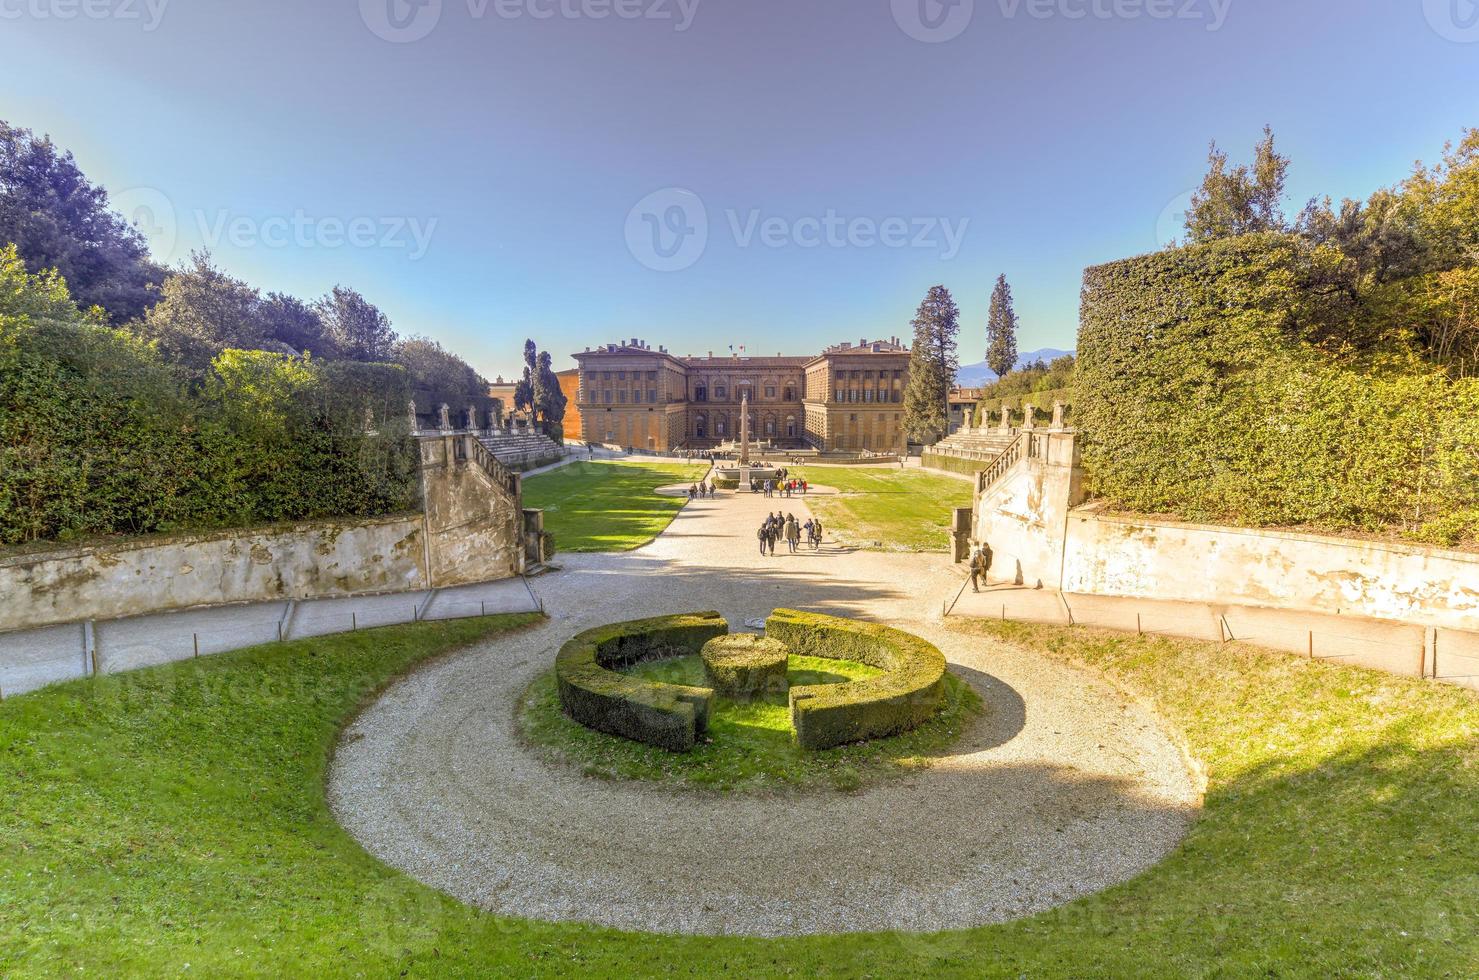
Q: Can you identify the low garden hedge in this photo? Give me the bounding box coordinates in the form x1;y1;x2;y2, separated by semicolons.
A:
765;608;946;750
701;633;789;700
555;611;728;752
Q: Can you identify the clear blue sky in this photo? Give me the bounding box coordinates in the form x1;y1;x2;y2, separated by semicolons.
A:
3;0;1476;377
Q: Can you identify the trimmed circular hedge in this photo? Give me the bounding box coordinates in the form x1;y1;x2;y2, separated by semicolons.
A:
555;611;728;752
701;634;789;700
766;608;947;750
554;609;949;754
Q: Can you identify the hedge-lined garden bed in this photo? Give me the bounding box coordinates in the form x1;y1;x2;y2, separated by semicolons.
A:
766;609;948;750
535;610;974;784
554;611;728;752
523;647;980;792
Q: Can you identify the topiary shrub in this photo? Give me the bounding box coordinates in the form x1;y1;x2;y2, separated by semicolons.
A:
701;633;788;700
555;611;727;752
766;608;946;750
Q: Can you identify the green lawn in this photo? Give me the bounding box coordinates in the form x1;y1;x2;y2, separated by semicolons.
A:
2;616;1474;976
521;459;711;552
519;653;982;793
794;465;973;551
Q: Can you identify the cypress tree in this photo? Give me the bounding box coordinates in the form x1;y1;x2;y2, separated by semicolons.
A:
985;273;1019;379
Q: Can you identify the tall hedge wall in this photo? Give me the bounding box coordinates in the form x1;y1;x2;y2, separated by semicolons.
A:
0;252;418;546
1077;233;1479;542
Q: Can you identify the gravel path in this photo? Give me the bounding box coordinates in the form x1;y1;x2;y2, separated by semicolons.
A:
327;489;1200;936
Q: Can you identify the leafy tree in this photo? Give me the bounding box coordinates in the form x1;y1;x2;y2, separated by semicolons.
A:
1185;126;1290;242
393;335;487;415
141;251;264;373
984;274;1019;379
260;292;336;357
902;284;960;444
316;285;397;361
0;121;162;323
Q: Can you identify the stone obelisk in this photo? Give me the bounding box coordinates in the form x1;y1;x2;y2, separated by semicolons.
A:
739;389;752;468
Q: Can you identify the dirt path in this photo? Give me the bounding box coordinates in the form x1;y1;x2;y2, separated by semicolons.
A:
327;488;1199;936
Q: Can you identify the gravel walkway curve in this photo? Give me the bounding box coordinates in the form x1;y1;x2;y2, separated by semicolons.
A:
327;489;1200;936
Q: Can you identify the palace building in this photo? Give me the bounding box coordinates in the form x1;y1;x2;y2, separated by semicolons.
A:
573;338;911;452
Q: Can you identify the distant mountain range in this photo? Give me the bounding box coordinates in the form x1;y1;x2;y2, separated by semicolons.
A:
956;348;1074;387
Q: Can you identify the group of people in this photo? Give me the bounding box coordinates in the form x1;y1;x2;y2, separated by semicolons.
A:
757;512;823;555
756;477;807;498
687;482;715;499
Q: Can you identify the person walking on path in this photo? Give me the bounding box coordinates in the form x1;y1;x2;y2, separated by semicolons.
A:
969;541;993;593
785;514;800;554
757;523;769;556
811;519;823;550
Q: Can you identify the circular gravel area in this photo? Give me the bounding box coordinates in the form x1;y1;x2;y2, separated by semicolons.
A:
328;491;1200;936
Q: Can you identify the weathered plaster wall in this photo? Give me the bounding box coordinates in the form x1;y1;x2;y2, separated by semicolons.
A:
970;434;1479;634
418;433;524;587
1063;512;1479;633
0;516;426;633
972;433;1082;589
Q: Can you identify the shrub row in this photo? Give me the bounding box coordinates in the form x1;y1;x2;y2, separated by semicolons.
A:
920;452;985;478
1078;233;1479;542
0;252;419;546
555;611;728;752
765;608;946;750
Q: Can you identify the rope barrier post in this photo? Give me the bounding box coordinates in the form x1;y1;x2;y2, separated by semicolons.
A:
193;633;199;658
1136;612;1142;636
1308;630;1314;659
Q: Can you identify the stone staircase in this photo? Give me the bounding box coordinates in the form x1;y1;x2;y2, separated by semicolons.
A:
930;427;1019;460
476;430;564;471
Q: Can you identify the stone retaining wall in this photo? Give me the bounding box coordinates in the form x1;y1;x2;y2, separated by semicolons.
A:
971;432;1479;685
0;516;427;634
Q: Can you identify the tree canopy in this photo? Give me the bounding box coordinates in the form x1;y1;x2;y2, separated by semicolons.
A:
1184;125;1290;243
902;284;960;444
316;285;398;362
0;121;162;322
